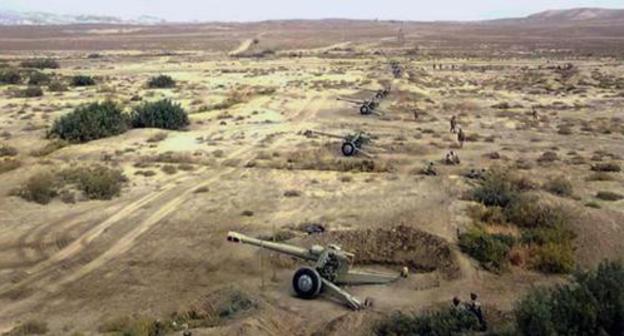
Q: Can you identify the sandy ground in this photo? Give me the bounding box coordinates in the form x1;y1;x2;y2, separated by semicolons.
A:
0;32;623;335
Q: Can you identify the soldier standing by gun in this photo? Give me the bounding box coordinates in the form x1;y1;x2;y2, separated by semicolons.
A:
450;115;458;133
457;128;466;148
468;293;487;331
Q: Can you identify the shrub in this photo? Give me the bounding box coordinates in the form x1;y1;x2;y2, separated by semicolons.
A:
15;86;44;98
543;176;573;197
531;243;575;274
60;165;126;200
504;195;568;229
515;260;624;336
472;169;519;207
20;58;59;69
131;99;189;130
459;229;514;271
147;75;176;88
521;226;576;246
70;75;95;86
0;144;18;157
28;71;51;85
596;191;624;201
15;172;58;204
591;163;621;172
31;140;68;157
0;69;22;84
48;101;128;143
375;308;481;336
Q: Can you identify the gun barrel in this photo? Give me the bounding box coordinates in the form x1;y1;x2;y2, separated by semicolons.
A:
336;97;363;104
227;232;316;261
308;130;345;140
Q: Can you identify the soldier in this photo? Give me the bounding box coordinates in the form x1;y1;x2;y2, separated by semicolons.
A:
532;107;538;120
450;115;458;133
423;161;437;176
457;128;466;148
451;296;463;310
468;293;487;331
445;151;460;165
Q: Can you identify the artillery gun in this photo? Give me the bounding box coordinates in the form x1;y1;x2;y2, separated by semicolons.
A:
304;130;374;157
227;231;408;310
336;96;386;116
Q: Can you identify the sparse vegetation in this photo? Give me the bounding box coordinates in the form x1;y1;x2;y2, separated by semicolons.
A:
0;144;18;157
131;99;189;130
375;308;481;336
467;168;576;273
0;158;21;175
27;71;51;85
147;75;176;88
13;165;126;204
591;162;621;172
543;176;573;197
0;69;22;85
48;101;128;143
20;58;59;69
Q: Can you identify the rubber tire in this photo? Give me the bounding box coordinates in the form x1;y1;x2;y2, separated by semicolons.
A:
342;142;356;156
376;92;384;100
292;267;322;299
360;105;370;115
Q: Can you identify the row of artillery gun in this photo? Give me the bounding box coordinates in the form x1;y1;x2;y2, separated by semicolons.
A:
227;231;408;310
336;85;391;116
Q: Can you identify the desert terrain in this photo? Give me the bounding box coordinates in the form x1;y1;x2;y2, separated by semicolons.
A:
0;11;623;335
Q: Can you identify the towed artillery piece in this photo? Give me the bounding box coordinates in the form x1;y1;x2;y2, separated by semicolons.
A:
304;130;374;157
227;231;408;310
336;96;386;116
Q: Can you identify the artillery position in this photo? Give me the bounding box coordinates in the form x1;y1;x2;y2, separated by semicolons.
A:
304;129;375;157
357;85;392;100
226;231;408;310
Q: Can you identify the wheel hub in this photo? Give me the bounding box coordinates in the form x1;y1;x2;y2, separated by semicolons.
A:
298;274;313;292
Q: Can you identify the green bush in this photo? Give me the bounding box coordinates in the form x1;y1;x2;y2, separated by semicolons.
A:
48;101;128;143
20;58;59;69
472;169;520;207
0;69;22;84
504;194;569;229
147;75;176;88
375;308;481;336
521;226;576;246
515;260;624;335
131;99;189;130
60;165;127;200
28;71;51;85
543;176;573;197
70;75;96;87
459;229;514;271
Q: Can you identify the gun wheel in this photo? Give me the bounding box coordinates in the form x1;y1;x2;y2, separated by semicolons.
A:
341;142;356;157
360;105;371;115
292;267;322;299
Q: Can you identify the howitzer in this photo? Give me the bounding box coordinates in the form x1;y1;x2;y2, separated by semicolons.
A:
227;232;408;310
304;130;375;158
336;97;385;116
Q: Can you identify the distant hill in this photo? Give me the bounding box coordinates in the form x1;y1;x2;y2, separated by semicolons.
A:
527;8;624;22
0;10;165;25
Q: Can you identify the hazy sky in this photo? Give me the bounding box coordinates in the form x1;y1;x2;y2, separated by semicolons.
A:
1;0;622;22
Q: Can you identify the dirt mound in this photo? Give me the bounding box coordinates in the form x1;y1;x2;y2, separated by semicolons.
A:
303;226;461;279
312;311;382;336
